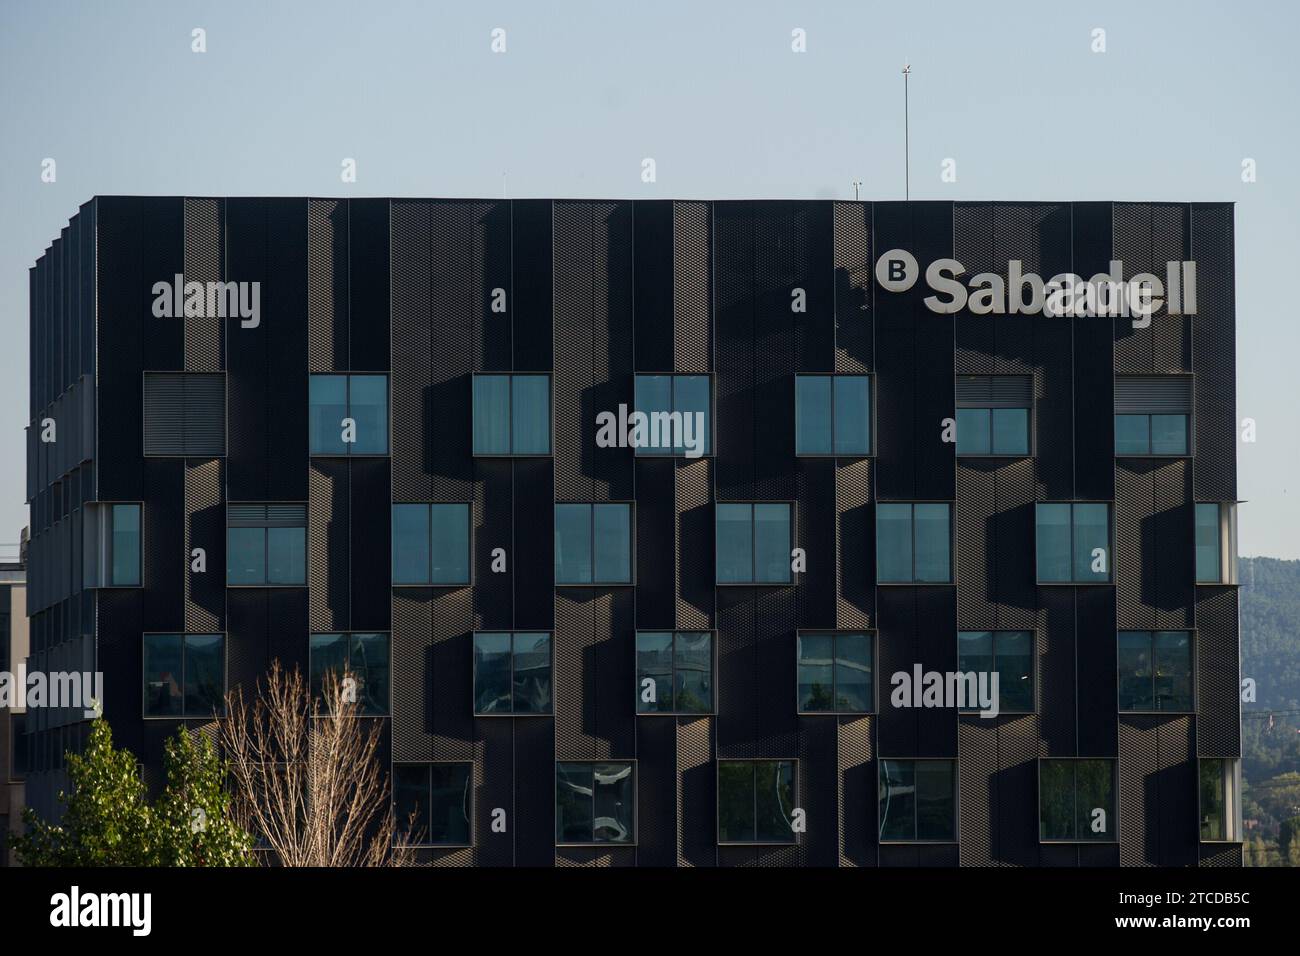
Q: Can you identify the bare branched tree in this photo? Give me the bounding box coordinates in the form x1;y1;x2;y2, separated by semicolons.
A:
220;660;418;866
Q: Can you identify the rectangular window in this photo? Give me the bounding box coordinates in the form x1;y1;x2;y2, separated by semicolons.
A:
309;374;389;456
879;759;956;842
143;633;225;718
473;374;551;455
391;503;470;585
109;504;142;587
1035;502;1112;583
797;632;873;713
1118;630;1193;712
1114;376;1191;456
10;713;28;778
635;632;713;714
633;374;711;457
715;502;792;584
554;503;632;585
555;762;635;845
717;760;797;844
1195;502;1239;584
957;631;1034;713
143;372;226;456
228;504;307;586
309;633;390;716
473;632;552;715
956;375;1032;456
876;502;952;584
1039;759;1116;841
1200;758;1240;842
394;763;471;847
795;375;871;456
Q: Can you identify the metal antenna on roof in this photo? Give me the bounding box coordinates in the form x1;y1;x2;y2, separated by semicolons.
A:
902;62;912;200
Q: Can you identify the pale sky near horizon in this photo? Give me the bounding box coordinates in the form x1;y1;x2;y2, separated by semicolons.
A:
1;0;1296;557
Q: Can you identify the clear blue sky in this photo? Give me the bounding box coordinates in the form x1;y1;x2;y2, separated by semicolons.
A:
1;0;1295;557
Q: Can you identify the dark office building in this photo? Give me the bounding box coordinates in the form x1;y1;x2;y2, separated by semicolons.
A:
25;197;1241;866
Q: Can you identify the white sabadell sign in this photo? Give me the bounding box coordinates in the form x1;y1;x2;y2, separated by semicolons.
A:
873;249;1197;327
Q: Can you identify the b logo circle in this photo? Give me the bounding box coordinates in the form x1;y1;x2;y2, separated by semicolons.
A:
875;249;919;292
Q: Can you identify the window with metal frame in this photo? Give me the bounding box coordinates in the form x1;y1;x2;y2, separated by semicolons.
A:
1117;631;1193;712
956;375;1031;456
1114;376;1192;456
473;374;551;455
227;504;307;586
879;759;956;841
393;763;472;847
957;631;1034;713
635;632;713;714
876;502;952;583
797;632;873;713
1034;502;1112;583
1039;759;1116;841
795;375;871;456
308;633;390;716
717;759;797;844
716;502;792;584
633;374;711;457
1194;502;1239;584
554;503;632;585
1199;758;1241;842
142;633;225;718
391;503;471;586
309;374;388;455
473;632;552;715
555;762;635;845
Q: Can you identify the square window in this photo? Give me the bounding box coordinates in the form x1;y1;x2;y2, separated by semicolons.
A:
473;632;553;715
1035;502;1112;583
957;631;1034;713
797;632;873;713
143;634;226;718
309;374;389;455
1118;631;1193;712
956;376;1032;457
556;762;635;845
391;504;470;586
633;374;711;457
309;633;390;716
394;763;471;847
876;503;952;584
474;374;552;455
227;504;307;587
715;502;792;584
636;632;713;714
1039;759;1116;841
717;760;797;844
554;503;632;585
879;759;955;841
795;375;871;455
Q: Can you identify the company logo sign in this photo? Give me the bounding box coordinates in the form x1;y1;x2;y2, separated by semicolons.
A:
874;249;1197;327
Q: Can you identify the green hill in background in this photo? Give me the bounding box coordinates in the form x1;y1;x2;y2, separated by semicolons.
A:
1240;556;1300;865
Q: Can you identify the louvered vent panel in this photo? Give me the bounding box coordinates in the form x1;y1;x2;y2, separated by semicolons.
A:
955;375;1032;407
143;372;225;456
1114;376;1193;413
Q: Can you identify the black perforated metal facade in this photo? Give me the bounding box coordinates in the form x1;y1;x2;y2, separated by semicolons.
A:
24;198;1239;866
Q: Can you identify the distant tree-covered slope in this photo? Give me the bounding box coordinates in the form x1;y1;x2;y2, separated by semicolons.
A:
1240;557;1300;839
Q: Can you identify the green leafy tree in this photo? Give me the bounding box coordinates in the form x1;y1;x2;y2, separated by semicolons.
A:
9;718;156;866
8;718;253;867
153;728;255;866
